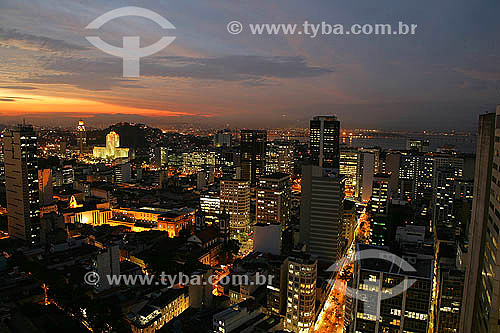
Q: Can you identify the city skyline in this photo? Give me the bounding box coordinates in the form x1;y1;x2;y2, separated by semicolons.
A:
1;1;500;130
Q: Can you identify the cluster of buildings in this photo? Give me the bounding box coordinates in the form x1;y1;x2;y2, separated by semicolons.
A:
1;107;498;333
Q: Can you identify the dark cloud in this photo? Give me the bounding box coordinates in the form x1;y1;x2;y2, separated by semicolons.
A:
0;28;88;51
0;85;38;90
0;95;35;101
23;55;332;91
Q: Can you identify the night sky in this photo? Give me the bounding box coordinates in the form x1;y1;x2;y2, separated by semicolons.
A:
0;0;499;130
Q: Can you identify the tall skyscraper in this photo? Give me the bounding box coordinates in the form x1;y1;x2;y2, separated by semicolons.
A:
461;110;498;332
266;140;294;176
4;124;40;243
340;148;360;198
300;165;345;263
240;130;267;185
76;119;87;155
432;166;456;228
220;179;250;237
370;173;390;246
356;151;375;202
284;251;317;333
309;116;340;169
256;172;291;226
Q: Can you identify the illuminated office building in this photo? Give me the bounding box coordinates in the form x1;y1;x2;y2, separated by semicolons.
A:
310;115;340;169
93;130;129;160
240;129;267;185
220;179;250;236
266;141;294;176
4;124;40;243
340;149;360;198
256;172;291;226
349;244;433;333
76;119;87;154
284;251;317;333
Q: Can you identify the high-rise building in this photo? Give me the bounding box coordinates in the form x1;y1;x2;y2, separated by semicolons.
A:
4;124;40;243
435;237;465;333
357;151;375;202
371;173;390;215
461;110;499;332
220;179;250;236
214;129;232;148
370;173;390;246
76;119;87;155
93;130;129;160
349;244;433;333
62;165;74;184
266;140;294;176
114;163;132;183
256;172;291;226
38;169;53;205
432;166;456;228
200;190;221;225
153;146;168;168
300;165;345;263
253;223;281;255
284;251;317;333
310;115;340;169
240;130;267;185
340;149;360;198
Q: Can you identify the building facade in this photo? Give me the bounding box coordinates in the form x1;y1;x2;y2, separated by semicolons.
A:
310;115;340;169
4;125;40;243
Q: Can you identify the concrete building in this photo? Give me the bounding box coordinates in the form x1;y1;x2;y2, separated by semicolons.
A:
253;223;282;255
130;289;189;333
357;151;375;202
213;299;263;333
284;251;317;333
94;244;120;291
300;165;345;263
461;110;499;332
4;124;40;243
256;172;291;226
220;179;251;237
114;163;132;183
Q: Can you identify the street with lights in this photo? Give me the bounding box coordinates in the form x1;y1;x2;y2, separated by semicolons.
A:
313;207;370;333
